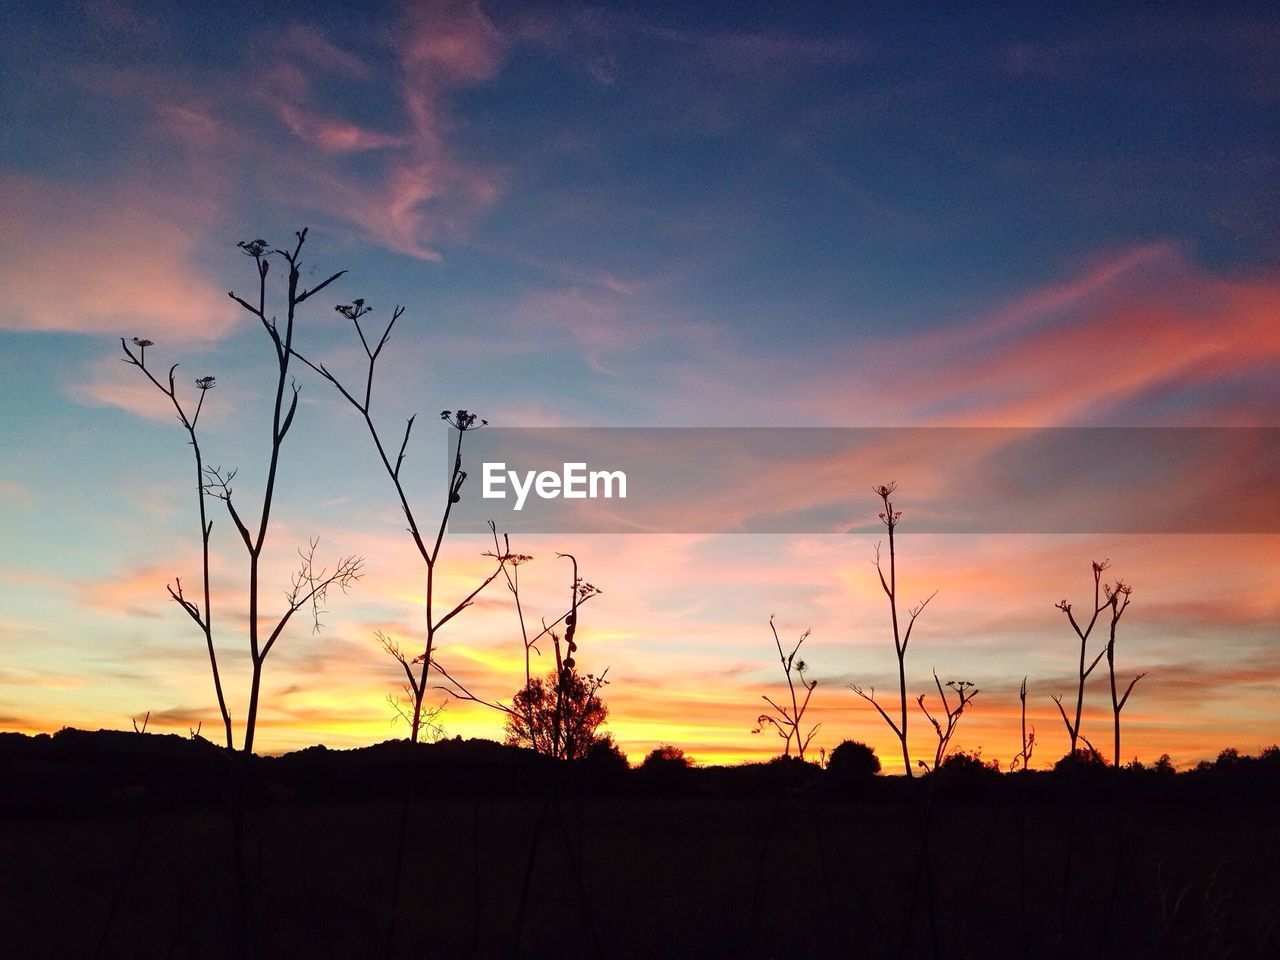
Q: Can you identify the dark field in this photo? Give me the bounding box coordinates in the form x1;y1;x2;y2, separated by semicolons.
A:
2;733;1278;958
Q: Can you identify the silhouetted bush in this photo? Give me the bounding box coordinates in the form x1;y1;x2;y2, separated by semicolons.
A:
826;739;881;784
641;744;691;770
934;749;1001;786
635;745;693;795
1053;747;1109;773
584;734;630;775
504;669;609;760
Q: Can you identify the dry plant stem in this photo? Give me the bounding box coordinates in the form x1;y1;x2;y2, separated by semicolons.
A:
551;554;576;758
491;525;542;751
497;555;605;954
851;483;936;777
436;545;605;759
1103;583;1144;765
120;339;233;749
1010;676;1036;772
754;617;819;760
1051;560;1112;756
222;229;352;754
916;672;978;772
291;305;505;743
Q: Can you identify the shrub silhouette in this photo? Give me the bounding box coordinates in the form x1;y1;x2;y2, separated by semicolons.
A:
504;669;608;761
826;739;881;781
585;734;630;773
1053;747;1108;773
752;617;820;760
936;749;999;778
641;745;691;769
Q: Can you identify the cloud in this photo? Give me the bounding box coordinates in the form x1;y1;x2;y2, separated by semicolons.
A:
250;2;507;259
70;350;236;423
36;4;510;267
0;174;234;340
637;244;1280;429
0;480;33;503
860;245;1280;426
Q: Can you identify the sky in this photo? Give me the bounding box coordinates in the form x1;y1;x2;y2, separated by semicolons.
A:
1;0;1278;768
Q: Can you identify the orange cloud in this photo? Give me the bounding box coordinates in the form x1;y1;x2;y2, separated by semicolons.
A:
640;244;1280;430
856;245;1280;427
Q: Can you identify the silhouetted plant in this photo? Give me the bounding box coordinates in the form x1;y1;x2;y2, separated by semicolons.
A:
752;616;820;760
125;232;361;755
120;338;233;748
936;748;1000;778
1051;559;1123;758
826;739;881;781
1010;675;1036;772
916;672;978;773
1053;746;1107;772
850;482;936;777
130;711;150;734
503;668;609;760
1101;579;1145;766
474;527;601;755
584;734;630;774
290;293;508;743
641;745;692;769
433;546;606;759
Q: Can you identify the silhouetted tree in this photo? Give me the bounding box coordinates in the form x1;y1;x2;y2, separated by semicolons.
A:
916;672;978;773
504;668;609;760
752;616;820;760
465;528;601;754
434;546;606;759
850;482;936;777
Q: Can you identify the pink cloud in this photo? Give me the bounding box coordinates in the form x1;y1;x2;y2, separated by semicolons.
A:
57;5;509;265
70;348;247;424
272;102;409;154
254;4;507;259
0;174;235;340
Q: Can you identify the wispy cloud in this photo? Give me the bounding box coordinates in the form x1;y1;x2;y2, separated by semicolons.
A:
0;174;233;340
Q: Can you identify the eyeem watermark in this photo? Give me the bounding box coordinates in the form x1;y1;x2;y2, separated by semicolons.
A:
450;427;1280;533
482;462;627;511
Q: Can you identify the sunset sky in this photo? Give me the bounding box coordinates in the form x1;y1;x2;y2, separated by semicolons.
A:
2;1;1278;768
